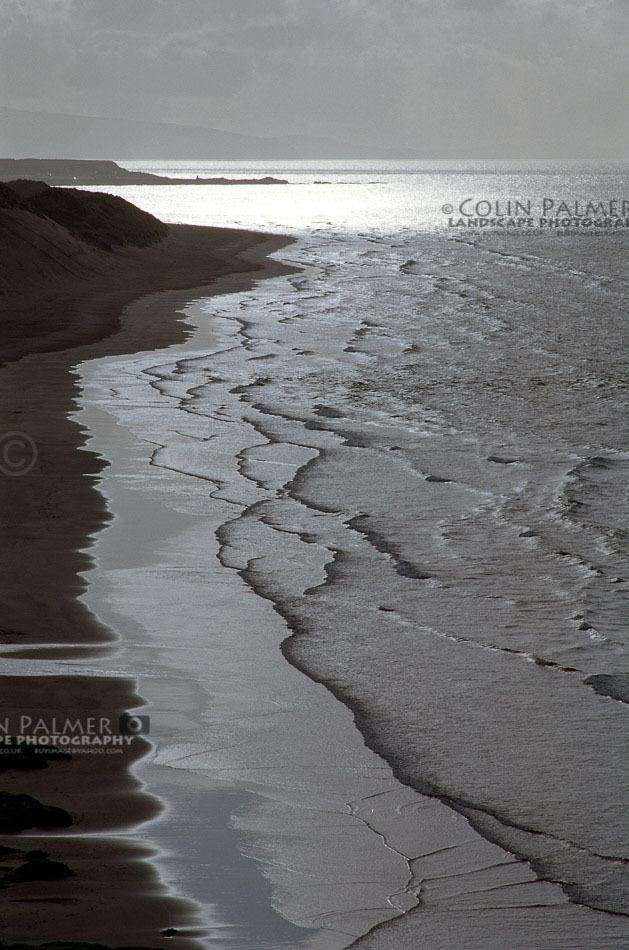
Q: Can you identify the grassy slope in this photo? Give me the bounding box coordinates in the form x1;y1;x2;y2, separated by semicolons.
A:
0;181;167;250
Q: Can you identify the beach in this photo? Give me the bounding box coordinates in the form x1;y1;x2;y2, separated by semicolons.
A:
1;162;627;948
1;0;627;941
0;214;295;947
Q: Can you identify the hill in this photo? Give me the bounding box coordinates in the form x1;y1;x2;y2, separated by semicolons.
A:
0;180;167;250
0;107;420;160
0;159;289;187
0;181;288;366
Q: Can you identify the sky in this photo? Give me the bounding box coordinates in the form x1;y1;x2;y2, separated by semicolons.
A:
1;0;627;156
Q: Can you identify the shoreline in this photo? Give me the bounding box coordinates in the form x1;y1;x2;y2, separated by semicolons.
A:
1;225;295;651
69;243;620;950
0;224;296;946
3;210;624;946
68;280;456;947
87;225;627;949
0;217;294;365
0;156;289;187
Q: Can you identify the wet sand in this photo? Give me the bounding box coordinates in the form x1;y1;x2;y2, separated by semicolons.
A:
63;266;629;949
3;213;625;948
0;225;294;946
0;676;206;947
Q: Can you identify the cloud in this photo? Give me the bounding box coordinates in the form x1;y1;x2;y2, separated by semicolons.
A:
1;0;627;155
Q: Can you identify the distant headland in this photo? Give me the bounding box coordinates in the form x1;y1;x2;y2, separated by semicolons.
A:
0;158;288;187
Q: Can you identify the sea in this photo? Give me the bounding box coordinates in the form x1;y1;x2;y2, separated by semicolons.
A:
75;161;628;948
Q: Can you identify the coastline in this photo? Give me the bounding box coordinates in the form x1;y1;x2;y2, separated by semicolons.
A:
0;218;294;365
0;225;296;946
1;199;624;946
1;225;295;651
0;156;289;186
70;233;629;950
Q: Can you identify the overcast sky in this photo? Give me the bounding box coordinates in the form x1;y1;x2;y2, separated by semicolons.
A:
1;0;627;156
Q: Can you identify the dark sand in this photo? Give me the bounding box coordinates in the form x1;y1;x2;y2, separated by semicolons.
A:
0;214;295;946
